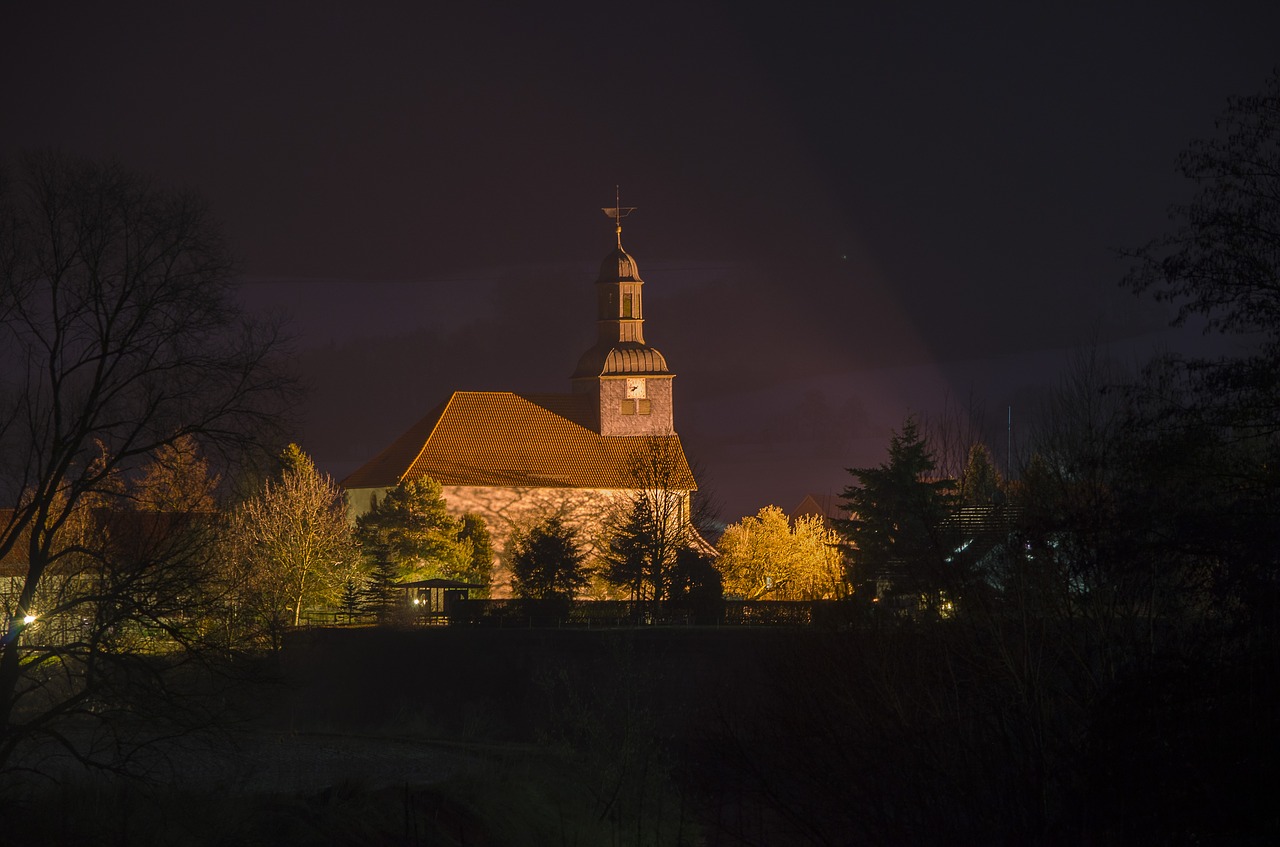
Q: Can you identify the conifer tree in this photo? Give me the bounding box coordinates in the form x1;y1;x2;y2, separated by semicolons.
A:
458;513;494;596
838;417;955;604
339;575;365;624
354;477;484;587
959;443;1003;506
510;516;589;607
360;547;403;623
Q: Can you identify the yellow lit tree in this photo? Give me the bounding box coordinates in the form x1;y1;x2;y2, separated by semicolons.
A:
223;444;358;649
716;506;846;600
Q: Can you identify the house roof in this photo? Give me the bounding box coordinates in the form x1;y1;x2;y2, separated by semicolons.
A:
0;508;216;577
342;391;697;491
791;494;850;524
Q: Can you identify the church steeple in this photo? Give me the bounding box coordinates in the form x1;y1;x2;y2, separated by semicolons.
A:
570;195;675;436
595;189;646;345
604;186;633;249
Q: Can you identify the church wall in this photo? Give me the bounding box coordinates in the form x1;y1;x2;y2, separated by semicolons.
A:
442;484;633;597
346;483;638;598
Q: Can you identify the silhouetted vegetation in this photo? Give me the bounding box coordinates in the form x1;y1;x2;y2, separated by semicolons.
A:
4;70;1280;845
601;436;699;615
510;515;590;618
0;150;292;777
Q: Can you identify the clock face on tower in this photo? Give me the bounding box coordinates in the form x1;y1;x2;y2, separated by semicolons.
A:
626;377;647;399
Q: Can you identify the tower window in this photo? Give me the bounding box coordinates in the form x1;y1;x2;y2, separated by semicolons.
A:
622;293;633;318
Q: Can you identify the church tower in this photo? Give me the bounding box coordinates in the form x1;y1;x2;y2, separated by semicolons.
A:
570;199;675;436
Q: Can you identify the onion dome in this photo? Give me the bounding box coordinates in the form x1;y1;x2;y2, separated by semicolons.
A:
572;342;670;379
599;246;641;283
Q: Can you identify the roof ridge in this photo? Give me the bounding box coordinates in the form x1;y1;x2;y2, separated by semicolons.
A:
400;391;461;484
350;393;697;491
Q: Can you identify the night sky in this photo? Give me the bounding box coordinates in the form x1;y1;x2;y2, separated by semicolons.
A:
5;1;1278;520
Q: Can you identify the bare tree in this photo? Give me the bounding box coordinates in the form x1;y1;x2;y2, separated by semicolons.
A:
602;437;697;615
0;151;290;776
221;445;357;650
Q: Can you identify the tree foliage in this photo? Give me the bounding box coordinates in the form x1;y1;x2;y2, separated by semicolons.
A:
132;434;220;512
457;512;494;597
601;437;696;609
958;442;1002;506
716;506;846;600
353;477;489;589
668;546;724;621
838;417;955;602
359;548;403;624
1125;69;1280;341
222;445;357;649
0;150;289;775
509;515;589;603
1124;68;1280;437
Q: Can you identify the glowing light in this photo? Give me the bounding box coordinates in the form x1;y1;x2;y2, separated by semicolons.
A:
22;614;36;626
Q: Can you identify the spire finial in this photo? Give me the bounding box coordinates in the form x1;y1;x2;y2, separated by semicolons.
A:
601;185;636;249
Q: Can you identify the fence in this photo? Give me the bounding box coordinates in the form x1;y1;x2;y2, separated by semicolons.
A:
447;598;850;629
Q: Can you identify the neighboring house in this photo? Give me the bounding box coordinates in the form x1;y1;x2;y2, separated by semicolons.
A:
1;509;32;642
1;508;215;646
790;494;851;527
343;212;699;595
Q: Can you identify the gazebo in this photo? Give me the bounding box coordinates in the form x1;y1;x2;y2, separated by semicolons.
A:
395;578;482;620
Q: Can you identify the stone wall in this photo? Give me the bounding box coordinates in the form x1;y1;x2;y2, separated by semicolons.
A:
347;484;634;597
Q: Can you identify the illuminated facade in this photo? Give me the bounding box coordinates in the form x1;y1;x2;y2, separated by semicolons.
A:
342;214;696;595
569;227;675;437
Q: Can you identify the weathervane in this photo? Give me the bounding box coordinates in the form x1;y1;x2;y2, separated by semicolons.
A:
601;186;636;248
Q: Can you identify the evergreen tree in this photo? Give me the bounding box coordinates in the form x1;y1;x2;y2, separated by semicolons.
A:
360;547;404;624
458;512;494;596
354;477;484;587
838;417;955;606
959;443;1003;506
668;547;724;624
602;500;656;604
339;575;365;624
600;437;695;610
509;516;589;605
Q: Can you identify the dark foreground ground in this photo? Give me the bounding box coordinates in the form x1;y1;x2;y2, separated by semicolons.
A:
3;623;1277;845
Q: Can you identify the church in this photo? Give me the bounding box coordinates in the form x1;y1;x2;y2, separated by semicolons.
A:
342;206;698;594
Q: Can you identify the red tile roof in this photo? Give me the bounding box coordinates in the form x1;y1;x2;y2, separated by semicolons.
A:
342;392;696;491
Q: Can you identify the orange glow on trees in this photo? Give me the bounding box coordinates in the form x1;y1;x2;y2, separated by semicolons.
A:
716;506;846;600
